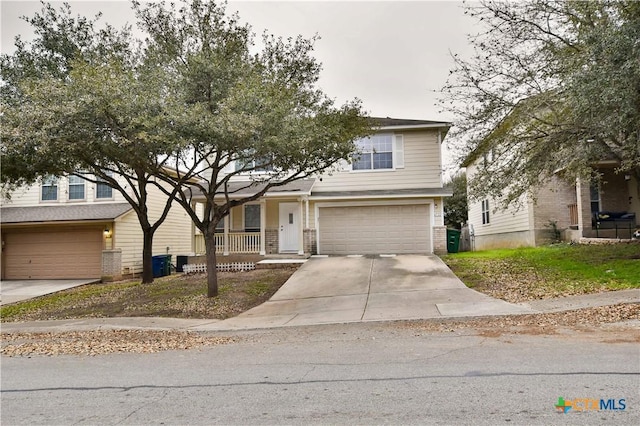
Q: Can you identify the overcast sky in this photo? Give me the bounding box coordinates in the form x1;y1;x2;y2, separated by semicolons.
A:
1;0;477;171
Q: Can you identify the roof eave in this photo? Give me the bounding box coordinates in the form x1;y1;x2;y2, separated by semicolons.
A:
375;123;452;131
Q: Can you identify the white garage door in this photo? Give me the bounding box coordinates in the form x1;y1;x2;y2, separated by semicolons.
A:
3;227;103;279
318;204;431;255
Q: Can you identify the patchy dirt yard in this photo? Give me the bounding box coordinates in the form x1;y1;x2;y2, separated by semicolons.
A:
1;268;297;322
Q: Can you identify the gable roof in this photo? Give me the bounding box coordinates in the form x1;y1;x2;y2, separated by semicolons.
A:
0;203;133;224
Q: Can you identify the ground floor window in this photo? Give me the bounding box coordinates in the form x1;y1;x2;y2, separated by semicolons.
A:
244;204;261;232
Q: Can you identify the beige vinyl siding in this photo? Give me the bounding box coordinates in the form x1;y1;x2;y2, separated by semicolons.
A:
2;176;130;207
467;164;532;237
114;211;145;274
314;130;443;192
2;184;43;205
114;182;192;275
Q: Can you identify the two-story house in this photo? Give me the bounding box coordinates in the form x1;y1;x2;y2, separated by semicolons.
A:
464;145;639;251
192;117;452;256
0;174;192;280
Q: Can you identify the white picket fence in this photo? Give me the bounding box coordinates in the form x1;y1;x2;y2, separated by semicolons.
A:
183;262;256;274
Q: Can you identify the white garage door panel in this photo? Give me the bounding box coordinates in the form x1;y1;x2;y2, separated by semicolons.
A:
4;228;103;279
319;205;431;254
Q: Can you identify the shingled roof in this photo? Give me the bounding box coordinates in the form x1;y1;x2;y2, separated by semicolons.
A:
0;203;133;224
370;117;451;128
188;179;316;201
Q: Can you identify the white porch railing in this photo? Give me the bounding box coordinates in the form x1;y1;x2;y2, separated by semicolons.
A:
194;232;261;254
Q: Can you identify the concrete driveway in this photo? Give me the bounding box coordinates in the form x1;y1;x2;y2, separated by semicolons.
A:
0;279;99;305
203;255;532;330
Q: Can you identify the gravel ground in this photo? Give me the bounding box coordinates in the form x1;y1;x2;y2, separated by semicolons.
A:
2;304;638;357
400;303;640;336
1;329;234;357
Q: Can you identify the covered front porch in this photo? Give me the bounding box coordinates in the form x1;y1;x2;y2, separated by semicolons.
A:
565;165;639;240
191;180;316;256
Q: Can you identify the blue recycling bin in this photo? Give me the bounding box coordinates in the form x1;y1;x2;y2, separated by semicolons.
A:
152;255;172;277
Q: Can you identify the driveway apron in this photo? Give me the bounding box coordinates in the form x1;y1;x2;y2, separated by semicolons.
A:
0;279;99;305
209;255;531;330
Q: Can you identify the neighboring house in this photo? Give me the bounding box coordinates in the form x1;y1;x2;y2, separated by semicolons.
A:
192;117;452;256
463;150;639;251
0;174;192;280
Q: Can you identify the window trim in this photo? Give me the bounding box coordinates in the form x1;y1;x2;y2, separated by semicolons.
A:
243;203;261;232
481;199;490;225
40;176;59;202
95;173;114;200
234;153;275;174
350;133;398;173
67;175;86;201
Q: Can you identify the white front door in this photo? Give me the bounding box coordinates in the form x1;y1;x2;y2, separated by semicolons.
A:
279;202;299;252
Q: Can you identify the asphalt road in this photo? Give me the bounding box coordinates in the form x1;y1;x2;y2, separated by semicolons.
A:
2;322;638;425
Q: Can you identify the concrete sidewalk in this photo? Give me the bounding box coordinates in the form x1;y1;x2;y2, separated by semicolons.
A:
1;256;638;333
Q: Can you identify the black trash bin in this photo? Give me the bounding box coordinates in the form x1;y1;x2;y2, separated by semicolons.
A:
447;229;461;253
176;255;188;273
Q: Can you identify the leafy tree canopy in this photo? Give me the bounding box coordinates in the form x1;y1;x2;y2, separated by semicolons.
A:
443;0;640;206
131;0;370;296
444;172;468;230
2;0;369;295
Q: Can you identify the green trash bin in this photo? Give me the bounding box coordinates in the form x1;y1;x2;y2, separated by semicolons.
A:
447;229;461;253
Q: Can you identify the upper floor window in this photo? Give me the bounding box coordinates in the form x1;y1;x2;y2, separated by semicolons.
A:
349;133;404;171
481;199;490;225
235;153;274;173
352;134;394;171
68;175;85;200
483;149;495;166
41;176;58;201
96;173;113;199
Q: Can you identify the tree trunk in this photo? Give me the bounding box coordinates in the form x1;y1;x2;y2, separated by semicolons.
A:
141;229;154;284
204;230;219;297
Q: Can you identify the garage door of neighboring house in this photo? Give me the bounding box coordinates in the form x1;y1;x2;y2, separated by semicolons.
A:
3;227;103;279
318;204;431;255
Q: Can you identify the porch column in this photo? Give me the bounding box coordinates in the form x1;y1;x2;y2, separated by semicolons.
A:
575;177;591;235
223;213;230;256
190;201;197;254
260;199;266;255
298;198;304;255
576;178;584;232
304;197;310;228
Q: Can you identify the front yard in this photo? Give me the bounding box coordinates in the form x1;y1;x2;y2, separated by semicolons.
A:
2;243;638;323
443;242;640;302
0;269;297;322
